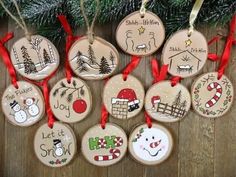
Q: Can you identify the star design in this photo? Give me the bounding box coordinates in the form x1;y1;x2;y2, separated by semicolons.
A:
185;39;192;47
138;26;145;35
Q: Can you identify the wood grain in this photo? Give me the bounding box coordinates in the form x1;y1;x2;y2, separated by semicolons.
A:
0;18;235;177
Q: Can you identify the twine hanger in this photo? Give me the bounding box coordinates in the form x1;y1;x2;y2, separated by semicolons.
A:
0;0;31;41
80;0;100;44
140;0;149;18
188;0;204;36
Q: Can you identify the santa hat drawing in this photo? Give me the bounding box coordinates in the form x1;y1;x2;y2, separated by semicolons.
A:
112;88;140;112
151;96;161;109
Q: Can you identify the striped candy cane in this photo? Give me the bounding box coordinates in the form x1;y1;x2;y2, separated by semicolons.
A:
94;149;121;161
205;82;222;108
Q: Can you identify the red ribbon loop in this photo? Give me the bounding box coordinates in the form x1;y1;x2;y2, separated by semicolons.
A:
0;32;18;88
151;59;168;84
171;76;181;87
25;69;58;128
100;104;109;129
122;55;141;81
217;15;236;79
145;112;152;128
58;15;80;83
208;53;219;61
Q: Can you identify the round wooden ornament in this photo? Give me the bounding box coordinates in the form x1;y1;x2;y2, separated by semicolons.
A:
1;81;44;126
50;77;92;123
116;11;165;56
162;29;208;78
128;123;173;165
10;35;60;80
34;122;77;167
81;123;128;166
103;74;145;119
145;81;191;122
191;72;234;118
68;36;119;80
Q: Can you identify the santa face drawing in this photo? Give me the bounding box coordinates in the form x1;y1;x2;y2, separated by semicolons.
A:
132;127;169;162
53;139;64;157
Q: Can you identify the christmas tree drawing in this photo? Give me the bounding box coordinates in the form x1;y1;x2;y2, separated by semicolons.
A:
109;51;115;67
76;51;88;73
99;57;112;74
21;46;38;74
43;49;51;64
172;90;182;107
88;45;96;65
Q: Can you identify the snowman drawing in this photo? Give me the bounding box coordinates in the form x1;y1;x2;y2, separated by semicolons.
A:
53;139;64;157
24;98;40;117
132;127;169;162
10;100;28;123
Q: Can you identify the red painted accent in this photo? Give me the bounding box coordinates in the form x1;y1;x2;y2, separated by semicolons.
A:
72;99;87;113
150;139;161;148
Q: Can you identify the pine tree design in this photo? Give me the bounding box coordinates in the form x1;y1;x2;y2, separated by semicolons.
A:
109;51;115;67
172;90;182;107
21;46;38;74
99;57;112;74
43;49;51;65
76;51;88;73
88;45;96;65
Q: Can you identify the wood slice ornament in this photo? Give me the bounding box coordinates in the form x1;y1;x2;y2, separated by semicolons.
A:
162;29;208;78
191;72;234;118
10;35;60;80
1;81;44;126
145;81;191;122
116;11;165;56
129;123;173;165
68;36;119;80
50;77;92;123
81;123;128;166
103;74;145;119
34;122;76;167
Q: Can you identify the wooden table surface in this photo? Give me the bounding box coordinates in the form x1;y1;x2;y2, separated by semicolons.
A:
0;18;236;177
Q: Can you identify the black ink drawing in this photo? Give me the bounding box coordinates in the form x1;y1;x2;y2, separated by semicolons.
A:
13;36;57;76
125;29;157;53
71;45;116;78
9;97;40;123
150;91;187;119
169;50;201;74
53;80;85;103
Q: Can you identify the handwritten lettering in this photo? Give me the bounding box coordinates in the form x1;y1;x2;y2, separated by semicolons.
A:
54;100;71;118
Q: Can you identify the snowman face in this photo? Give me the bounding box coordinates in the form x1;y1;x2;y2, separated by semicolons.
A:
132;128;169;162
25;98;34;106
13;104;21;112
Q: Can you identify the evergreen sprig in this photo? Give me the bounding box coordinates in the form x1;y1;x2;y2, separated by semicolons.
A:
0;0;235;45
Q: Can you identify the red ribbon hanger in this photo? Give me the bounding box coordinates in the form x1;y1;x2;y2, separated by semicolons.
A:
58;15;81;83
151;58;168;84
0;32;18;88
145;59;169;128
122;55;141;81
26;69;58;128
100;104;109;129
207;15;236;79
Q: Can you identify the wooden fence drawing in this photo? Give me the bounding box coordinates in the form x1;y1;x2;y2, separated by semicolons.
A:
156;102;186;118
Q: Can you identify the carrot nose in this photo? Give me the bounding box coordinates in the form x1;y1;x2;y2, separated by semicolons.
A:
149;139;161;148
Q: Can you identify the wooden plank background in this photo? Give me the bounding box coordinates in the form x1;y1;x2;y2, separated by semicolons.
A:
0;17;236;177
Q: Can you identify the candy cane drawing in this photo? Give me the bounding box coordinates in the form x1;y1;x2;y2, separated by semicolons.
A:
94;149;121;161
205;82;222;108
